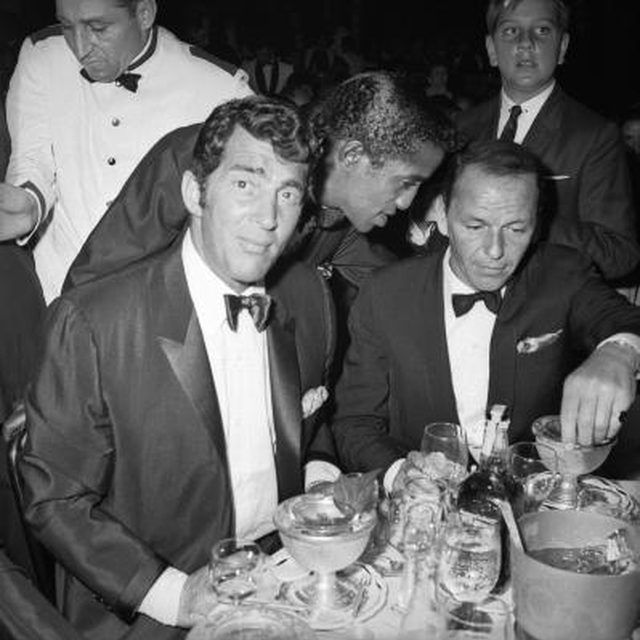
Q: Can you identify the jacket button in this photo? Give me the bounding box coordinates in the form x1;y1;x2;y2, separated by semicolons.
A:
107;157;116;166
111;117;121;127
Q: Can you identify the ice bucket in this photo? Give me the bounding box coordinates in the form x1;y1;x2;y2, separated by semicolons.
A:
511;510;640;640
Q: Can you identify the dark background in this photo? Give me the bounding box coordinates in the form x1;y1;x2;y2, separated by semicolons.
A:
2;0;639;118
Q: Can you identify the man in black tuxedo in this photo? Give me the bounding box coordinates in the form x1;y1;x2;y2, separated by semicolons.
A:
19;96;336;639
455;0;639;281
332;141;640;488
63;71;458;295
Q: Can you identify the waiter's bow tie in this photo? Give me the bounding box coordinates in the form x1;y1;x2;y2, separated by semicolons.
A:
80;68;141;92
224;294;273;332
452;290;502;317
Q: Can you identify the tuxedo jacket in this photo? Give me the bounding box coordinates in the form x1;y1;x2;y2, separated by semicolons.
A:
456;85;639;280
0;550;82;640
20;237;335;639
332;242;640;474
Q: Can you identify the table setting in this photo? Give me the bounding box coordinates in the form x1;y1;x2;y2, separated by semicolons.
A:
187;409;640;640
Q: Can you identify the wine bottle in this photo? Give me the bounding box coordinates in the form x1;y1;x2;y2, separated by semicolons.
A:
456;404;517;593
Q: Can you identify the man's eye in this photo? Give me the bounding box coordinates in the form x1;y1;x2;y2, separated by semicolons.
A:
234;180;248;190
279;189;302;205
466;224;483;231
500;26;518;39
534;25;552;37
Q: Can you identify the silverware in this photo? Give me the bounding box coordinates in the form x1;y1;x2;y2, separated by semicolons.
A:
351;573;371;618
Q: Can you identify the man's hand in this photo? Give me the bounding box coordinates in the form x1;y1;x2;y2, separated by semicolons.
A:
175;565;217;628
560;342;637;445
0;183;39;240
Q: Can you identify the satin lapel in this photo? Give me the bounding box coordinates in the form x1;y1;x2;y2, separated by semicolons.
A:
267;317;303;501
487;259;533;414
415;251;460;423
522;85;563;159
154;246;227;462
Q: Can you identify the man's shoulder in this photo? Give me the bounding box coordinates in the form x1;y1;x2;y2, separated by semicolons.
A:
549;86;615;132
157;27;247;82
366;251;442;293
521;242;595;285
28;24;64;46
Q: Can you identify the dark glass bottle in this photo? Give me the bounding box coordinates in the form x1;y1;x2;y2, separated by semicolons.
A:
456;404;517;593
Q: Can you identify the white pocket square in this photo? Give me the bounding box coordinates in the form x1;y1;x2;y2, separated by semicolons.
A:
545;174;571;181
516;329;563;354
301;386;328;418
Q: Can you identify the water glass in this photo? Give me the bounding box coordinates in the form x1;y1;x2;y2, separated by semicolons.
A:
437;516;501;603
209;538;263;604
507;442;558;516
421;422;469;490
443;596;512;639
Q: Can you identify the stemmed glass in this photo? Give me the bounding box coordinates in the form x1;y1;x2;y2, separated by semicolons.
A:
532;415;617;510
437;514;502;604
421;422;469;513
443;597;511;639
209;538;263;604
274;493;377;629
507;442;558;516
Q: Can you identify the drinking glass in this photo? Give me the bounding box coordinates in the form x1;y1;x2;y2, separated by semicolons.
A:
421;422;469;489
437;515;501;604
507;442;558;516
209;538;263;604
443;596;511;639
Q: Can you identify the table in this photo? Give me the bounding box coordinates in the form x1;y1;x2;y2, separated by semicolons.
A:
188;480;640;640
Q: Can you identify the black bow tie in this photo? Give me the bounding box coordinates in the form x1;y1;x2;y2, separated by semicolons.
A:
224;294;272;332
452;290;502;317
80;68;141;93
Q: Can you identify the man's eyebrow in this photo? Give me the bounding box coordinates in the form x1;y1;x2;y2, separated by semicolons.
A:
229;164;265;175
280;178;305;192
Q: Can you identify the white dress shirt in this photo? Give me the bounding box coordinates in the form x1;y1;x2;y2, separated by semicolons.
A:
139;231;278;624
497;81;555;144
6;26;250;302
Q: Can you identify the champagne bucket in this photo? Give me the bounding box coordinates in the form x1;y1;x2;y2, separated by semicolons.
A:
511;510;640;640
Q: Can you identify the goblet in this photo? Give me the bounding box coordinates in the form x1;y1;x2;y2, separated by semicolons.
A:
437;514;501;604
532;415;617;510
208;538;263;604
443;596;511;639
507;442;558;516
274;492;377;629
421;422;469;486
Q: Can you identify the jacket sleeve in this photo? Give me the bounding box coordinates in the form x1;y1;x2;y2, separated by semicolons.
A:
331;277;408;473
19;298;166;620
547;120;640;280
5;37;56;224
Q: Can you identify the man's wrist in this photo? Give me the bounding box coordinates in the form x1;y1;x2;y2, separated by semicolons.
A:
598;336;640;375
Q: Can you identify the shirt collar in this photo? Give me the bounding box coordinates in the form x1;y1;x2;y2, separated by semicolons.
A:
501;80;555;116
127;26;158;72
443;247;477;296
182;230;265;332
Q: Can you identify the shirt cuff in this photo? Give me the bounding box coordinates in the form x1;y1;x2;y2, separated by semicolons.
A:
137;566;188;626
383;458;405;494
304;460;341;491
15;182;44;246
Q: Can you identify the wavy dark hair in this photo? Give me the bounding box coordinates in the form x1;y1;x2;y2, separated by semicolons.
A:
486;0;570;34
190;95;310;205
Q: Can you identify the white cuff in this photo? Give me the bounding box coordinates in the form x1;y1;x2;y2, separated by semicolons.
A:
383;458;405;494
15;185;43;246
138;567;189;626
304;460;341;491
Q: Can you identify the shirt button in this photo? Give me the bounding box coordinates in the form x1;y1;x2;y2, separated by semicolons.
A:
111;117;121;127
107;157;116;166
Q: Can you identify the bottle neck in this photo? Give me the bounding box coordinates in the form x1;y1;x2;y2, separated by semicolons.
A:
479;422;508;472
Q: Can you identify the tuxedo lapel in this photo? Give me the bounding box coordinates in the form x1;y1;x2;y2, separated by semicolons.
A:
415;252;459;423
153;245;227;463
267;315;304;501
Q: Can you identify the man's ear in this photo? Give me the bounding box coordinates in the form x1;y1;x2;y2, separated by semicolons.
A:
136;0;157;31
338;140;366;169
558;32;570;66
182;171;203;217
485;35;498;68
432;194;449;237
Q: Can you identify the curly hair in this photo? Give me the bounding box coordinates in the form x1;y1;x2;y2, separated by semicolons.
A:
190;96;310;205
485;0;570;35
308;71;459;168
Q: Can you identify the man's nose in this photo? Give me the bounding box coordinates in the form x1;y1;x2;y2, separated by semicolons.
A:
485;229;505;259
70;27;91;60
395;186;419;211
254;196;278;229
516;28;535;49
